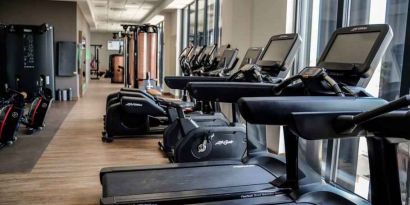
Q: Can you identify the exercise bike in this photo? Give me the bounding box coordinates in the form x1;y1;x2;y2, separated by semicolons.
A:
19;76;54;135
0;88;25;148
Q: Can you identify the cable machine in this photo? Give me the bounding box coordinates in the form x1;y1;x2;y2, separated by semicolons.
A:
119;24;160;91
0;23;55;100
90;44;103;80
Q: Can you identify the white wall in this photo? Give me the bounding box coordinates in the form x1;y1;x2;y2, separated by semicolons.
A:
220;0;253;65
220;0;289;153
221;0;288;70
251;0;288;46
76;5;91;95
163;10;179;94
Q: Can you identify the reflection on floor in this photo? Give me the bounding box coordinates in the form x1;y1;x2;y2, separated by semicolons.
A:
0;79;168;205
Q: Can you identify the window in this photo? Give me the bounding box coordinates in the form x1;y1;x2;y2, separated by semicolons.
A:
181;0;221;47
188;2;196;45
182;7;189;49
207;0;216;44
295;0;410;202
197;0;206;45
295;0;338;178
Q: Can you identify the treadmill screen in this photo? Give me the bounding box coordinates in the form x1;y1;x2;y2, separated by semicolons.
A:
187;47;196;59
242;49;262;66
216;45;229;58
217;49;236;68
181;47;191;57
324;32;380;64
198;46;214;61
261;39;294;63
204;46;215;55
194;47;202;55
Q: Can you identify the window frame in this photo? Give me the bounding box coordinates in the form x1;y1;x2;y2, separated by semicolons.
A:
182;0;221;47
293;0;410;201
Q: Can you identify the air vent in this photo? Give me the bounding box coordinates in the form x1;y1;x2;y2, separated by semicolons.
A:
110;7;127;11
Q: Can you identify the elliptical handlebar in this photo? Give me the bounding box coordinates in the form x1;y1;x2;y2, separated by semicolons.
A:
1;88;25;107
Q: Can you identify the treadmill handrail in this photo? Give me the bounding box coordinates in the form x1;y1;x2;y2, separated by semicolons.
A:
188;82;279;103
164;76;228;90
237;96;387;130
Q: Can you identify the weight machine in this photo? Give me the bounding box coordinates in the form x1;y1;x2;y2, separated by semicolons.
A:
90;44;103;80
118;24;160;92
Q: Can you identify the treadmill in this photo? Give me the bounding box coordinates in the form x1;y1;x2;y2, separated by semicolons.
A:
163;34;299;91
99;24;392;205
203;47;263;76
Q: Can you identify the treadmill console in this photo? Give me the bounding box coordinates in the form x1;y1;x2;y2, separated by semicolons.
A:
299;67;325;79
214;44;231;61
197;45;216;63
239;47;263;67
216;48;238;69
317;24;393;86
257;33;301;72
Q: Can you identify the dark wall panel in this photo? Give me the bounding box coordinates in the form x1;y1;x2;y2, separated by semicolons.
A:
0;0;79;97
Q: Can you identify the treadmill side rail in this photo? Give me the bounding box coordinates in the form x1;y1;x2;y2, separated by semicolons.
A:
100;184;289;205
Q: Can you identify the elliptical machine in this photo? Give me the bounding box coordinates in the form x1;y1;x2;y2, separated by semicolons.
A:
102;47;239;143
162;34;301;162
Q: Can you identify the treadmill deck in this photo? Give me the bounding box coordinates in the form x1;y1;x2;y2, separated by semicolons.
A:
102;163;276;197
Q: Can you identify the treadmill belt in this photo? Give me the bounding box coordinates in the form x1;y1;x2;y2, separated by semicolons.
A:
102;164;276;197
195;195;300;205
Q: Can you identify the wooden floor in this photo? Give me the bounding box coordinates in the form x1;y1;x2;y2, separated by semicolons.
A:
0;79;168;205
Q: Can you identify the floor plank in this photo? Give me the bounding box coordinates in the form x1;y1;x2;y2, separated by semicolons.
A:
0;79;168;205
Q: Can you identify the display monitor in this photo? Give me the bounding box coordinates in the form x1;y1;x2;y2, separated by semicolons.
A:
215;45;230;59
194;46;203;55
217;49;237;68
324;32;380;64
186;46;197;60
204;45;216;55
181;47;192;57
261;39;294;63
240;48;263;67
198;45;215;62
107;40;123;51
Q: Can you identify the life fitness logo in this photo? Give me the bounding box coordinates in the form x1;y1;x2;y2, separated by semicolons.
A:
215;140;234;146
42;103;48;108
125;103;143;107
351;26;368;31
11;112;19;118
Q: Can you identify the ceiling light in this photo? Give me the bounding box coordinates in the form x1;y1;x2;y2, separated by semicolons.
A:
125;4;140;8
166;0;195;9
147;15;164;25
